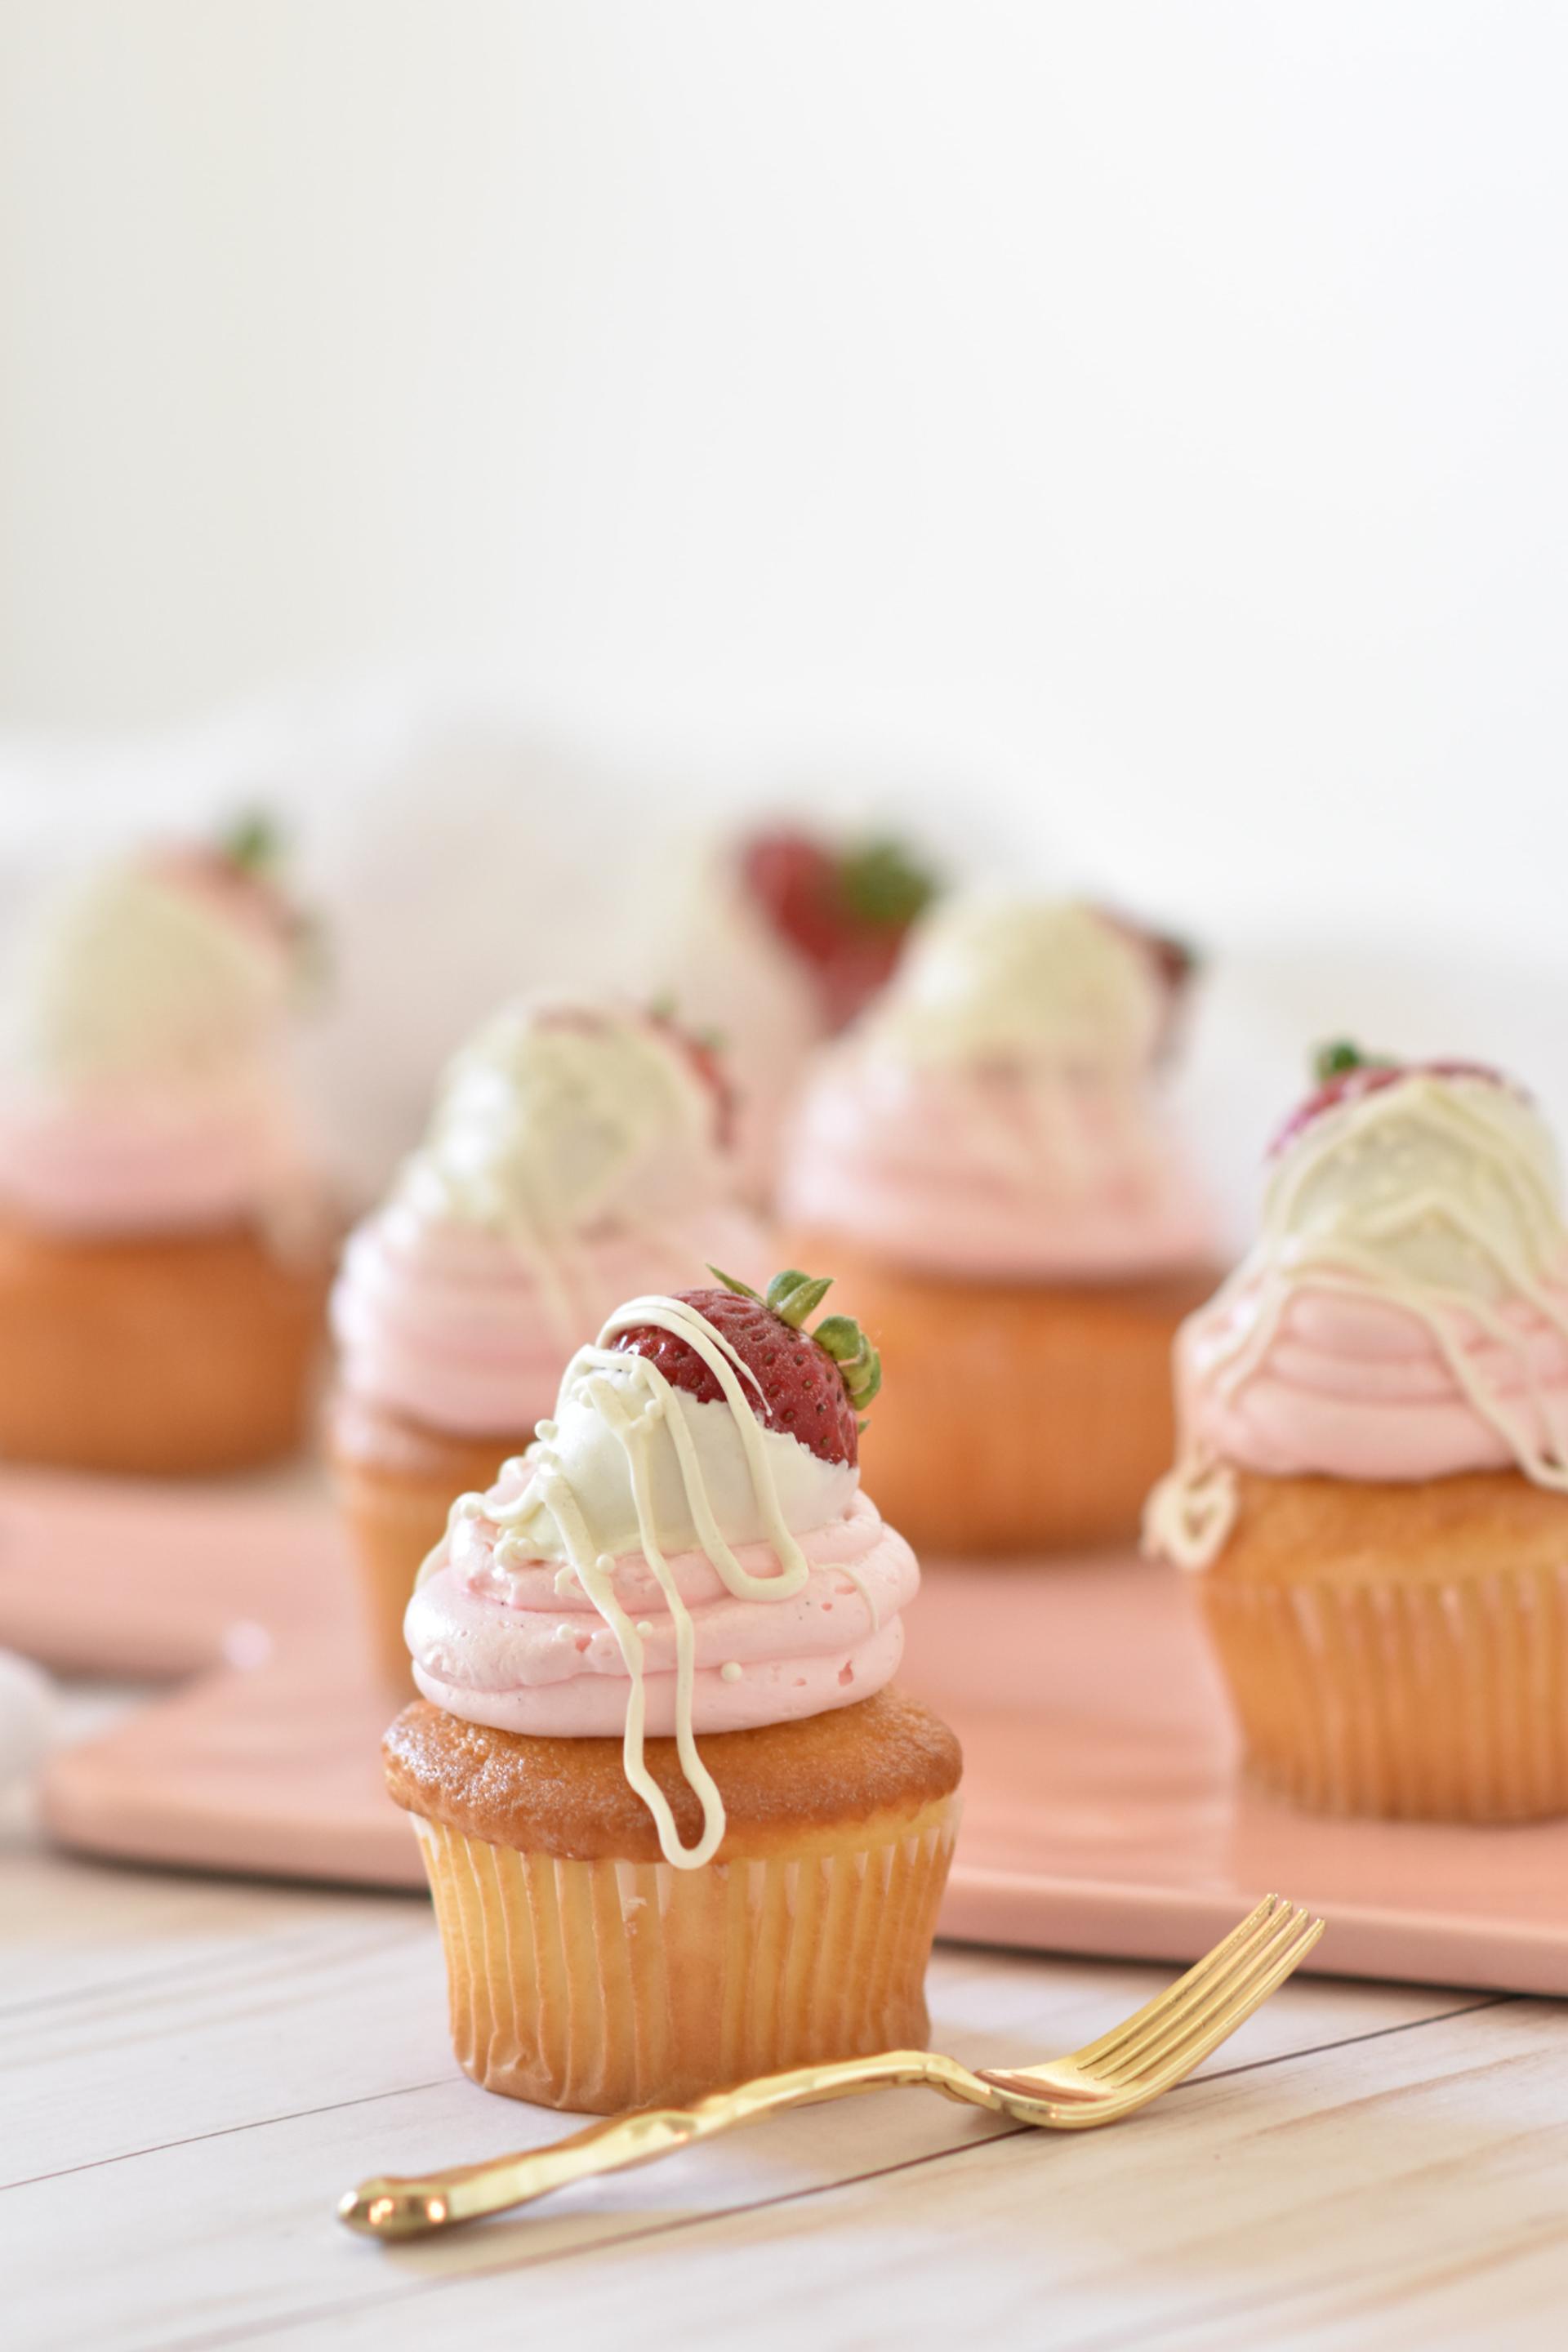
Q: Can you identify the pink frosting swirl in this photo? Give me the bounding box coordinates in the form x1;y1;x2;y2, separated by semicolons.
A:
331;1201;770;1435
782;1053;1211;1280
1178;1279;1568;1482
408;1484;912;1735
0;1079;315;1238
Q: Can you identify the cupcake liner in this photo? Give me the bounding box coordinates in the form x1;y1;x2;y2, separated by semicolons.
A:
412;1797;960;2111
1200;1561;1568;1822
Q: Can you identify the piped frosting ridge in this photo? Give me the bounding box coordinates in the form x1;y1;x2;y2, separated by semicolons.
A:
1146;1059;1568;1570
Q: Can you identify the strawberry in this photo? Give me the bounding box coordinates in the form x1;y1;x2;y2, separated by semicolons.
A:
610;1267;881;1467
740;829;938;1031
149;810;323;984
1096;905;1200;1060
1268;1040;1517;1158
1098;906;1200;1000
526;998;737;1152
645;1001;737;1150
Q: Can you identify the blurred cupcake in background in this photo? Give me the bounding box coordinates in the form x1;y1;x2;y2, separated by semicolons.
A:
1146;1044;1568;1822
327;997;768;1683
782;896;1217;1555
0;817;334;1477
657;825;942;1200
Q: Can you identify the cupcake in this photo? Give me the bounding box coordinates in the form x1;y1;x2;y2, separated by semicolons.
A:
782;896;1217;1553
657;826;940;1201
0;820;333;1475
1145;1044;1568;1822
383;1268;961;2112
328;998;768;1683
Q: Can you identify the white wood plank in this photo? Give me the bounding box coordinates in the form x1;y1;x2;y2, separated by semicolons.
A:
126;1997;1557;2352
0;1855;1511;2352
7;1694;1561;2352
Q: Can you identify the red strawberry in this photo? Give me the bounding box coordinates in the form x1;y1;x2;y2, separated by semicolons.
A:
645;1004;737;1151
1097;905;1201;1059
1269;1041;1517;1158
531;1000;737;1152
1098;906;1199;1000
740;829;938;1031
610;1269;881;1468
149;810;322;979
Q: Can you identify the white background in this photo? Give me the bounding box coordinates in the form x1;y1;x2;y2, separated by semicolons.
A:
1;2;1564;1201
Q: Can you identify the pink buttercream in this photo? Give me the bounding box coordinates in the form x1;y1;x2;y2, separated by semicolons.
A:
782;1053;1211;1281
1178;1279;1568;1483
331;1201;770;1436
0;1079;314;1238
408;1486;912;1735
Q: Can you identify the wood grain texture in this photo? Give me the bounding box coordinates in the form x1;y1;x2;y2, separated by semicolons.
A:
6;1697;1568;2351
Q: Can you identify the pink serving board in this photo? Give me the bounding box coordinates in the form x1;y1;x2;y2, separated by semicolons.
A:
38;1531;1568;1997
0;1463;354;1679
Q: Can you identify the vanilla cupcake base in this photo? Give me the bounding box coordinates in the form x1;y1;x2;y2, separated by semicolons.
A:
385;1690;963;2111
414;1802;956;2111
1197;1468;1568;1822
327;1391;529;1689
788;1231;1217;1554
0;1209;330;1477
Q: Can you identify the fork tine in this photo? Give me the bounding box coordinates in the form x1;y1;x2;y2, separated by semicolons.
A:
1084;1899;1309;2081
1069;1895;1289;2069
1102;1912;1325;2094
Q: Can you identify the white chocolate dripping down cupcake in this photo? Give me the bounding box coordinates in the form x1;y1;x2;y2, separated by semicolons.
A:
387;1000;737;1348
1145;1061;1568;1571
782;896;1209;1280
407;1288;911;1872
16;860;297;1085
0;855;318;1241
875;895;1171;1072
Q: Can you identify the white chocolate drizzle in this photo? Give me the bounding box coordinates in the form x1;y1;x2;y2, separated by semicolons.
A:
444;1294;875;1870
810;895;1182;1218
2;861;324;1258
875;897;1165;1073
1145;1073;1568;1571
396;1002;727;1351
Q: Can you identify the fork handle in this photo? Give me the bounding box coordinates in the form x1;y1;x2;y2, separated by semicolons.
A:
340;2050;943;2238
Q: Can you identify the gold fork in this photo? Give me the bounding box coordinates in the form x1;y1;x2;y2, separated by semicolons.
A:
341;1891;1322;2240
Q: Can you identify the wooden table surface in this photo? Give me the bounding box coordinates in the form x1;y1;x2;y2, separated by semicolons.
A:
7;1691;1568;2352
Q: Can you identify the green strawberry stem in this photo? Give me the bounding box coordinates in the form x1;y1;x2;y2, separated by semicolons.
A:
837;837;939;929
764;1269;834;1325
220;808;286;878
1312;1039;1396;1084
708;1266;762;1302
812;1312;883;1409
707;1265;883;1417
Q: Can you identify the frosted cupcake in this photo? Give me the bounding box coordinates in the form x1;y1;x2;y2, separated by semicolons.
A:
658;827;940;1200
0;822;332;1475
384;1269;961;2112
1146;1044;1568;1821
782;896;1216;1552
328;999;768;1683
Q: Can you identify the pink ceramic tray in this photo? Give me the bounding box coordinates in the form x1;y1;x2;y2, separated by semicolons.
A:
0;1463;354;1679
38;1536;1568;1995
42;1650;416;1886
